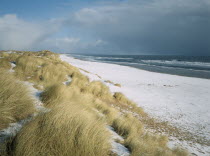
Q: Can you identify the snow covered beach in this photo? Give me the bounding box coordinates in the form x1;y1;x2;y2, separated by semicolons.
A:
61;54;210;156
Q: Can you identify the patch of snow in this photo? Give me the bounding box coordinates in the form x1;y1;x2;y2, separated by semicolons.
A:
0;116;33;145
93;109;129;155
107;126;130;156
23;82;42;106
168;137;210;156
63;76;72;85
111;142;130;156
79;70;120;90
9;62;16;72
92;109;104;117
23;82;48;112
107;126;124;142
79;70;100;82
23;82;50;113
60;54;210;156
4;51;16;54
0;81;46;147
0;80;49;153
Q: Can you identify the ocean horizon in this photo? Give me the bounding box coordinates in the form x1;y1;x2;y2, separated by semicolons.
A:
68;54;210;79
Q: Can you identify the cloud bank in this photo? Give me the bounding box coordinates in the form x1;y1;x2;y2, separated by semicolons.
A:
0;14;59;50
68;0;210;55
0;0;209;55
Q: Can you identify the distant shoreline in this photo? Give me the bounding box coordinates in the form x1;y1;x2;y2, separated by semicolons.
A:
67;54;210;80
107;61;210;80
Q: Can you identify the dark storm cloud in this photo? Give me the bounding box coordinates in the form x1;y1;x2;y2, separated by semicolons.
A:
67;0;210;55
1;0;209;55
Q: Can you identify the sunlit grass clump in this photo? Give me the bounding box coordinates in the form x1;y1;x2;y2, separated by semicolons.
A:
124;134;188;156
11;101;111;156
0;58;11;70
112;113;143;137
0;70;35;130
82;81;113;99
111;113;188;156
15;55;70;87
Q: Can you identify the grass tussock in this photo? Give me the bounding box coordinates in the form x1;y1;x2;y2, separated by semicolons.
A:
105;80;121;87
113;92;145;116
172;147;189;156
124;134;188;156
114;83;121;87
93;98;119;124
41;84;84;107
112;113;143;137
69;72;89;88
41;82;118;123
112;113;188;156
111;113;188;156
113;92;134;106
15;55;44;75
0;52;21;62
11;101;111;156
0;50;82;88
15;56;69;87
82;81;113;99
0;70;35;130
0;58;11;70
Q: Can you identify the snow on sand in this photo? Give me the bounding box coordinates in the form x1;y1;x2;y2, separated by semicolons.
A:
61;55;210;156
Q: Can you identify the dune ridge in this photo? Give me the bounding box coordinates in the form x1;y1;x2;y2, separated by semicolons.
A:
0;50;188;156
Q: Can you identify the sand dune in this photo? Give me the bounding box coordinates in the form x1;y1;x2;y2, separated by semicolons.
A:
61;54;210;156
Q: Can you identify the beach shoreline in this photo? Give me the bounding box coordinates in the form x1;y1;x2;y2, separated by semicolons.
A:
61;54;210;156
67;54;210;80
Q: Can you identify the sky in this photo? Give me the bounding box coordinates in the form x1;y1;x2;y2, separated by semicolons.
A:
0;0;210;55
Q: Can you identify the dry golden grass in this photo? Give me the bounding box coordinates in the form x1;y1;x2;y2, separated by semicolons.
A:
10;101;111;156
104;80;121;87
112;113;188;156
0;50;80;88
114;83;121;87
0;58;11;70
113;92;145;116
113;92;134;106
0;52;10;58
112;113;143;138
0;50;189;156
82;81;113;100
0;70;36;130
69;72;89;88
41;84;84;108
0;52;21;63
124;134;188;156
41;84;69;104
1;50;89;90
105;80;114;84
172;147;189;156
15;56;69;87
93;99;119;124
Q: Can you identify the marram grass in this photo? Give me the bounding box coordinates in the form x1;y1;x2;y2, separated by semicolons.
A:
0;50;188;156
0;58;11;70
10;102;111;156
0;69;35;130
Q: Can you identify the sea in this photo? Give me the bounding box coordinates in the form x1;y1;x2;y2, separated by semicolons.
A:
66;54;210;79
